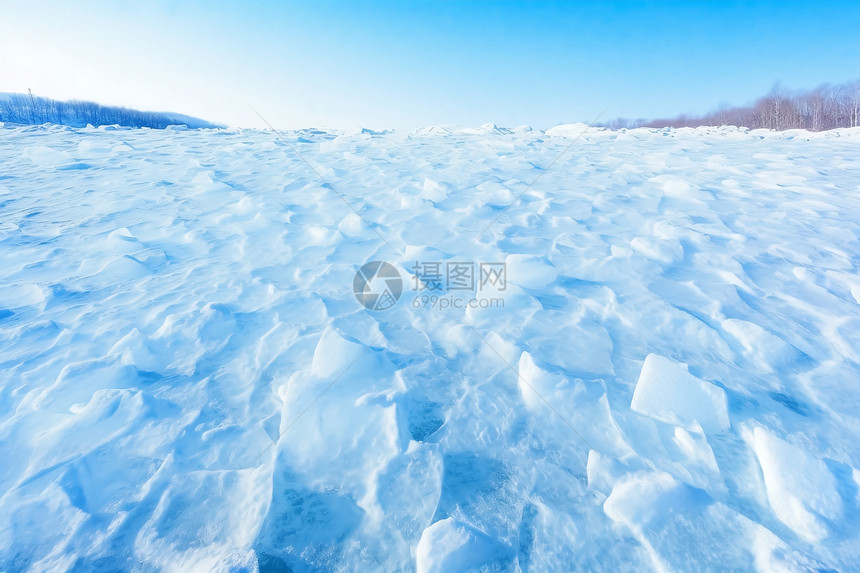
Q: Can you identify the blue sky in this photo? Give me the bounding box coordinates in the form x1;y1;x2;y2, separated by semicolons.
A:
2;0;858;129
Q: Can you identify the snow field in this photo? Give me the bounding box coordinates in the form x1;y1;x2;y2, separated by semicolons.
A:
1;123;859;571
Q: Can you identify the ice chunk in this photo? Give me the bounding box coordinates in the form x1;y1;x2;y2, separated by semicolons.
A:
474;180;516;206
135;467;269;570
76;138;115;157
587;450;649;495
751;427;841;542
631;354;730;432
527;319;615;377
648;174;701;200
516;351;557;410
604;471;685;528
750;526;829;573
22;145;73;166
109;328;160;372
337;213;365;238
545;123;591;137
722;318;800;371
672;426;720;476
422;178;448;201
630;236;684;263
505;254;558;288
416;518;510;573
311;327;367;378
605;471;800;571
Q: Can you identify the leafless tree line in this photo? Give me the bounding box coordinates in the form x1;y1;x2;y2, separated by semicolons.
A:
603;80;860;131
0;92;219;129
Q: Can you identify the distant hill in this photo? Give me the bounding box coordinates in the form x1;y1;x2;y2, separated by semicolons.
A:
0;92;223;129
603;80;860;132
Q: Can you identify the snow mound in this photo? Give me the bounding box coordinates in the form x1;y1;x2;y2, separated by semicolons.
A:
545;122;598;137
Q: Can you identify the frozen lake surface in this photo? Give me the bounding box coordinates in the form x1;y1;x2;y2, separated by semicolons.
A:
1;123;859;571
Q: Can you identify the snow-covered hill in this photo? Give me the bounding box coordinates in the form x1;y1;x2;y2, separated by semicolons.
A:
1;123;859;571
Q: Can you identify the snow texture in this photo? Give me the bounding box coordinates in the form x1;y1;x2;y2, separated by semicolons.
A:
1;123;859;571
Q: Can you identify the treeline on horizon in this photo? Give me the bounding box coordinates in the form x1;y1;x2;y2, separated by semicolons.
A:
0;92;220;129
604;80;860;131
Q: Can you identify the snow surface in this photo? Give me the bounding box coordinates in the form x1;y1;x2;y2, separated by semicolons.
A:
1;123;859;571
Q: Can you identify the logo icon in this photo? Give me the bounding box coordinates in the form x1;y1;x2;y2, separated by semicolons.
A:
353;261;403;311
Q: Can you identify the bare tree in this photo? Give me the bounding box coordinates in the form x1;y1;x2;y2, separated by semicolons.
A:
604;79;860;132
0;92;219;129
